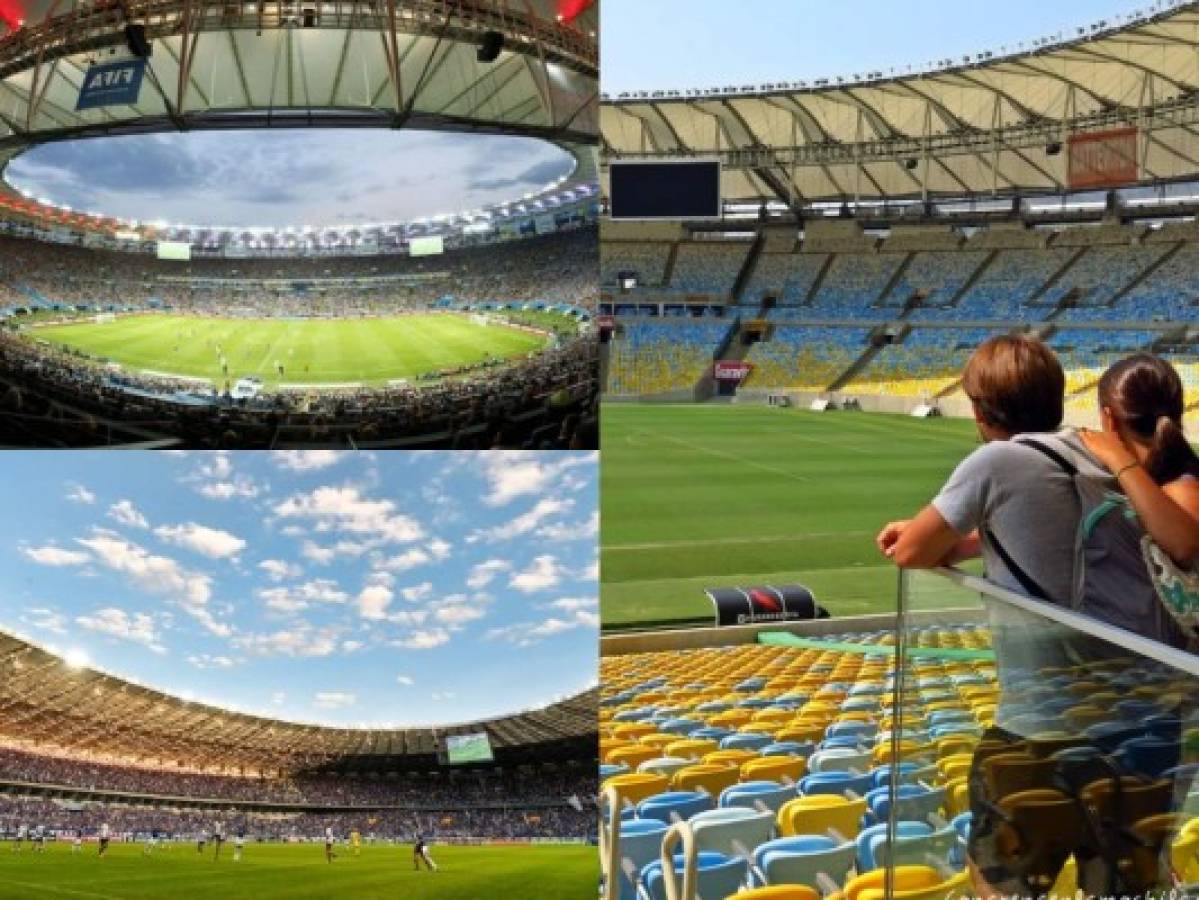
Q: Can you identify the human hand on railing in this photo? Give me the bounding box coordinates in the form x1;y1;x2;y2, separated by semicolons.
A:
876;519;911;558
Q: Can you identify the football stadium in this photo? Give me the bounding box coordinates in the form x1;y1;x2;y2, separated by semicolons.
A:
0;0;599;449
599;4;1199;899
0;630;598;900
0;450;601;898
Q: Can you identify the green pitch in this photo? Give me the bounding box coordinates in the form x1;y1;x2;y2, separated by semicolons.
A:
601;404;984;628
0;841;596;899
29;313;552;389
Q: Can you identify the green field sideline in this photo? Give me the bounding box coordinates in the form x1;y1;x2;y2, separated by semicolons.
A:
600;404;984;627
29;313;553;390
0;841;597;900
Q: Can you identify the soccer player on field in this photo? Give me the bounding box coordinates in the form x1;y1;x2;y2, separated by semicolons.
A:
12;823;24;852
233;829;245;863
71;829;82;853
33;824;45;852
98;822;110;857
413;834;437;872
212;820;225;860
324;826;336;863
197;828;207;854
350;828;361;857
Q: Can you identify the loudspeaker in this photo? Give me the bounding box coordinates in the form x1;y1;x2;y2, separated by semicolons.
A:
477;30;504;63
124;23;152;58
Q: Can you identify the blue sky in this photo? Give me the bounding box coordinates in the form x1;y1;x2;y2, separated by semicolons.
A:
4;130;575;228
602;0;1149;94
0;451;598;728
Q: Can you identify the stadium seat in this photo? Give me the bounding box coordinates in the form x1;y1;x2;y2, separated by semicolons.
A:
752;835;857;892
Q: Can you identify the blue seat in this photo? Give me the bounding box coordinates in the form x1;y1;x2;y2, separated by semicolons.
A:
1085;721;1147;753
600;763;629;779
1115;735;1180;779
637;791;713;825
611;818;669;900
658;717;703;736
760;741;814;758
721;732;773;752
864;784;947;825
950;812;972;866
753;835;856;891
798;771;873;797
720;780;798;814
827;721;879;740
855;821;931;871
640;851;748;900
691;726;735;742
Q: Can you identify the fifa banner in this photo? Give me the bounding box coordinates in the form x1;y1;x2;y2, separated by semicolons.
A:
714;360;753;382
76;59;146;111
704;584;829;627
1068;127;1138;190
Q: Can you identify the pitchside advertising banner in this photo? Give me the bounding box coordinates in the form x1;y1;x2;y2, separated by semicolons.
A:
1068;127;1139;190
705;585;829;627
714;360;753;382
76;58;146;111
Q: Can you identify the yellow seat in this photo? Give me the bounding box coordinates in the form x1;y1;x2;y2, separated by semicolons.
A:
704;749;759;767
737;887;821;900
672;763;740;796
777;794;867;839
741;755;806;783
611;722;658;740
600;772;669;807
837;865;970;900
637;733;678;751
664;738;719;760
606;745;659;770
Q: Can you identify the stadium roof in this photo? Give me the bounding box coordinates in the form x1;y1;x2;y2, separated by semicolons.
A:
0;0;598;237
601;0;1199;204
0;629;598;773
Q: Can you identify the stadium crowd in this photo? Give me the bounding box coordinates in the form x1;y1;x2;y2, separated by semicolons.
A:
0;794;594;842
0;746;595;807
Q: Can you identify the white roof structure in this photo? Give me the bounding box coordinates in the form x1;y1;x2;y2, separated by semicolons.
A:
602;1;1199;204
0;0;597;234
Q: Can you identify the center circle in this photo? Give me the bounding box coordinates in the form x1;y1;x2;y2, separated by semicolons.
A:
4;129;578;229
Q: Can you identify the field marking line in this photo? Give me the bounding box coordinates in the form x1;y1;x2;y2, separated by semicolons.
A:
602;562;900;586
604;530;875;552
0;878;125;900
631;430;815;483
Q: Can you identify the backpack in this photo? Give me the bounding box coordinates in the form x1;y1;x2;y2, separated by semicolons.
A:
985;433;1197;650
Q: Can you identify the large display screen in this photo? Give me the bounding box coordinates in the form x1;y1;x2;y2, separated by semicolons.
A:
409;236;445;257
156;241;192;261
609;159;722;220
445;732;494;765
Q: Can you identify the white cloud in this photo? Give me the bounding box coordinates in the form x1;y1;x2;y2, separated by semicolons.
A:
427;538;452;560
377;548;430;572
431;691;456;701
300;541;337;565
271;691;286;705
388;610;430;627
154;522;247;559
235;624;341;658
396;675;415;686
357;584;393;620
23;608;66;635
272;450;344;471
21;545;90;567
198;478;259;501
478;451;596;506
259;579;349;613
188;653;236;670
432;597;488;627
393;628;451;650
509;555;562;593
65;484;96;505
274;485;424;544
470;497;574;543
579;559;599;581
341;640;364;653
76;607;165;654
313;691;356;710
108;500;149;529
547;597;598;613
486;607;598;648
259;559;302;582
401;582;433;603
466;559;510;589
538;511;599;543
